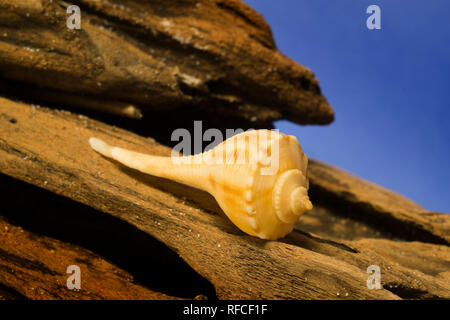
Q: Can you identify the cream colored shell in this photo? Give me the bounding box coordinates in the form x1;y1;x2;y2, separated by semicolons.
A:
89;130;312;240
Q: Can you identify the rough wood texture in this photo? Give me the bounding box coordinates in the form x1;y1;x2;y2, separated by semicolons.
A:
1;97;449;299
0;0;333;125
0;215;181;300
305;160;450;245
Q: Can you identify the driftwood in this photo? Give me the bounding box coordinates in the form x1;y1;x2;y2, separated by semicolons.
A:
306;160;450;245
1;97;449;299
0;0;333;125
0;215;182;300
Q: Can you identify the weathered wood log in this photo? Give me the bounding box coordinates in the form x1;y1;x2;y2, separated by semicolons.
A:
0;97;449;299
0;215;182;300
306;160;450;245
0;0;333;125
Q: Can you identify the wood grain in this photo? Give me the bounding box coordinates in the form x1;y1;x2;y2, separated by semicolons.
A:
0;0;333;125
0;215;182;300
1;97;449;299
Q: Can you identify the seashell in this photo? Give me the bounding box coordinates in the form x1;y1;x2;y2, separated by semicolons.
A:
89;130;312;240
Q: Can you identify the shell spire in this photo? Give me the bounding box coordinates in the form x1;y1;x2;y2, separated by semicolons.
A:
89;130;313;240
89;137;211;191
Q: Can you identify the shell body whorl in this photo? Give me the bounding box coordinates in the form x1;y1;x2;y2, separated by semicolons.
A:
89;130;312;240
198;130;311;240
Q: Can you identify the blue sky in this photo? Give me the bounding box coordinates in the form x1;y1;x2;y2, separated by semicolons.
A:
244;0;450;212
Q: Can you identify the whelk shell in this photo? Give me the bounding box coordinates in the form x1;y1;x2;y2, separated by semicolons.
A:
89;130;312;240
